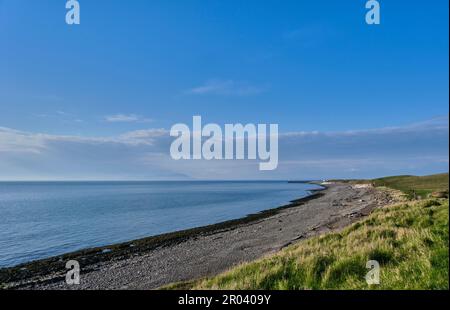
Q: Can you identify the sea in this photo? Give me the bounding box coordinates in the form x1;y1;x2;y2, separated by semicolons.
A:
0;181;321;267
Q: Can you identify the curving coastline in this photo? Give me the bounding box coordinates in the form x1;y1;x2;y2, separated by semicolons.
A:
1;183;396;290
0;184;325;288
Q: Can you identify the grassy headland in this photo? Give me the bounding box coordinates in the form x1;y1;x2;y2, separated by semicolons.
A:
337;173;449;199
168;173;449;290
370;173;449;199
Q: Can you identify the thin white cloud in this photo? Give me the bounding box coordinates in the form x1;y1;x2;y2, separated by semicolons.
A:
34;110;83;124
283;115;450;138
187;79;266;96
282;24;333;48
0;126;168;153
105;114;152;123
0;127;46;154
0;116;448;180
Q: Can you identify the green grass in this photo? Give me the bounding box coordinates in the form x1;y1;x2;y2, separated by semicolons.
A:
184;199;448;290
369;173;448;199
165;173;449;290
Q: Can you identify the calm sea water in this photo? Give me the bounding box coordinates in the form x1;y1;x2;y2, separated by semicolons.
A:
0;181;320;267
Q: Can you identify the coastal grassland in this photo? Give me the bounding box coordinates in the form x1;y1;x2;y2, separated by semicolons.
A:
165;174;449;290
181;198;448;290
364;173;448;199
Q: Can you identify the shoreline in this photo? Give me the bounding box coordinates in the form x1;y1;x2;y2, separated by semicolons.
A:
2;183;398;290
0;185;326;287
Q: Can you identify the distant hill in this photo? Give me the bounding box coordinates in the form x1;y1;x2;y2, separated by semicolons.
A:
371;173;449;199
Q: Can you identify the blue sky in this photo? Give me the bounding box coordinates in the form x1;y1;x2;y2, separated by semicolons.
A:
0;0;448;180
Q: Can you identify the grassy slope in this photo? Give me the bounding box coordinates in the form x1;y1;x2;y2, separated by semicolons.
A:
371;173;449;199
167;173;449;290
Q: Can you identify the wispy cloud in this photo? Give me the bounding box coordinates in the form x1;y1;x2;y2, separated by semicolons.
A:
34;110;83;124
0;116;448;180
187;79;266;96
105;114;152;123
283;24;332;48
56;110;74;117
